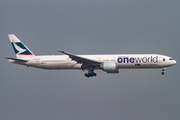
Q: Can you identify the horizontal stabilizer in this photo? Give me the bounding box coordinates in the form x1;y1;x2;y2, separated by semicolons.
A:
6;57;29;62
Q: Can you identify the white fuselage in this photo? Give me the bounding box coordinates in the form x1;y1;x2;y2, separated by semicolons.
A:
7;34;177;77
9;54;176;70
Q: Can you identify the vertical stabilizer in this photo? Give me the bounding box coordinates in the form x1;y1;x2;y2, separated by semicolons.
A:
8;34;35;58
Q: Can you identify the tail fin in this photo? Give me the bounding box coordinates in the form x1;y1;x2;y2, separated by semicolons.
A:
8;34;35;58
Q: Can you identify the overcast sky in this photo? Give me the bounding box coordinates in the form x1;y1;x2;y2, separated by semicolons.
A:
0;0;180;120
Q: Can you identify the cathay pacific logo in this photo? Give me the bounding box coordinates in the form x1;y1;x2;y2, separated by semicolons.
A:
117;56;158;63
11;41;32;55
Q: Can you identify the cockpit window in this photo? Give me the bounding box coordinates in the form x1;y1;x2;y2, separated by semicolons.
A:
169;58;174;60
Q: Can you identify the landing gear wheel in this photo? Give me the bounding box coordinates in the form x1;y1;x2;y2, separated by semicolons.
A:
84;66;98;78
161;72;164;75
84;72;97;78
93;73;97;76
85;73;90;78
161;68;166;75
89;73;93;77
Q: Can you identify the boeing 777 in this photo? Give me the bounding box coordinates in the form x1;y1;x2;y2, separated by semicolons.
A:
6;34;177;78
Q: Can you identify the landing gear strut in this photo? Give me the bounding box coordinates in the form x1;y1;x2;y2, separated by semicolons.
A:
161;68;166;75
84;69;97;78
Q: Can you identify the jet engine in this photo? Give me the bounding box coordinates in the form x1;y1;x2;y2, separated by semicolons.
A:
102;62;119;73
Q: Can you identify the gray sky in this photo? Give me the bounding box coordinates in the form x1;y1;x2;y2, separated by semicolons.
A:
0;0;180;120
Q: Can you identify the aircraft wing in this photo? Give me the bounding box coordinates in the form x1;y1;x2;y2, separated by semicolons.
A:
58;51;101;66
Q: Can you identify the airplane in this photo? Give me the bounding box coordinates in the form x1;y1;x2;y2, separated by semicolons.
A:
6;34;177;78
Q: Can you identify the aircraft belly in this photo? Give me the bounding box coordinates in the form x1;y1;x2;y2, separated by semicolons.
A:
65;61;81;69
117;63;162;69
71;64;82;69
40;62;66;69
117;63;135;68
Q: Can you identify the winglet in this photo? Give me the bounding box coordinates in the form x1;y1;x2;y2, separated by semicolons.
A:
58;50;71;56
58;50;65;53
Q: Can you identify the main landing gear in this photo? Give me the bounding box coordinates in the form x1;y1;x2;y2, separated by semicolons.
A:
161;68;166;75
84;69;97;78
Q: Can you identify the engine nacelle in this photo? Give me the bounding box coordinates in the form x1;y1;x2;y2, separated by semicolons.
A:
103;62;119;73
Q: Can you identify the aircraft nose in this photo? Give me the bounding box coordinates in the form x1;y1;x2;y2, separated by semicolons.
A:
171;60;177;65
169;58;177;66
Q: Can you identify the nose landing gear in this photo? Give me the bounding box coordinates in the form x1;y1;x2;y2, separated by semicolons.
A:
161;68;166;75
